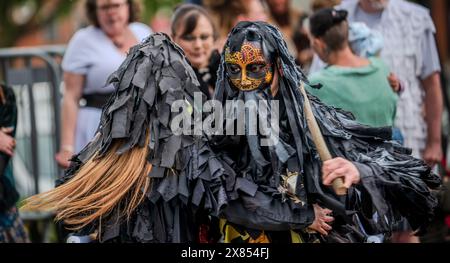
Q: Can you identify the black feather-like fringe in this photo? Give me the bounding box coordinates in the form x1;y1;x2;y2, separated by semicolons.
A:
58;29;441;243
212;21;441;242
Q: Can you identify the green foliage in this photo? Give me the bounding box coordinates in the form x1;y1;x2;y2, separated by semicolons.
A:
0;0;77;47
0;0;182;48
141;0;182;23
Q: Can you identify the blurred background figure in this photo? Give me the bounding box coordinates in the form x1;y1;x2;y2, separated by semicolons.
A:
311;0;342;12
292;14;314;71
330;0;443;166
266;0;308;68
171;4;220;99
55;0;151;168
306;0;342;71
150;7;172;35
308;1;401;91
237;0;268;22
203;0;268;51
348;21;383;58
290;0;341;74
0;84;29;243
309;0;444;243
266;0;302;39
307;8;398;129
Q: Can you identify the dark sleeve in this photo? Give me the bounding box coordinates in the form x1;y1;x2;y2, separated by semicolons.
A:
221;192;315;231
184;140;315;232
350;148;440;233
0;155;9;178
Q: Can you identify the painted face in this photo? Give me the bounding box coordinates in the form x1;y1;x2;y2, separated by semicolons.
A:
225;41;273;91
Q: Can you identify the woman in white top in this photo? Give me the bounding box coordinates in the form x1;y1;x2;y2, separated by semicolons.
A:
56;0;151;168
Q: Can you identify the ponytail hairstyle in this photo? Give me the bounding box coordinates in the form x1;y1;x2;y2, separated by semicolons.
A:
309;8;349;51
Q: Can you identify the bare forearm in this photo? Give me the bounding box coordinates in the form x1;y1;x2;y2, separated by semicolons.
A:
60;72;84;150
60;95;79;147
422;73;443;146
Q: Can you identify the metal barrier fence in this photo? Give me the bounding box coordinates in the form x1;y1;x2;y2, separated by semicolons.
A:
0;45;66;242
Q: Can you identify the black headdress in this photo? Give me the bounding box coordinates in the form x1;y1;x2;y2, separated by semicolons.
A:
56;33;224;242
213;21;440;240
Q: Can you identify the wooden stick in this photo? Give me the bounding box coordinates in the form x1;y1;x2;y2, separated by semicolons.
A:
299;84;347;196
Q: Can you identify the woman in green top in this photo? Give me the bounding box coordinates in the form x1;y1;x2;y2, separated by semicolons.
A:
307;8;397;128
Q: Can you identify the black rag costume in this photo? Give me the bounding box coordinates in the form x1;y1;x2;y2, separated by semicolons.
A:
55;24;439;243
209;21;441;242
59;33;227;242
